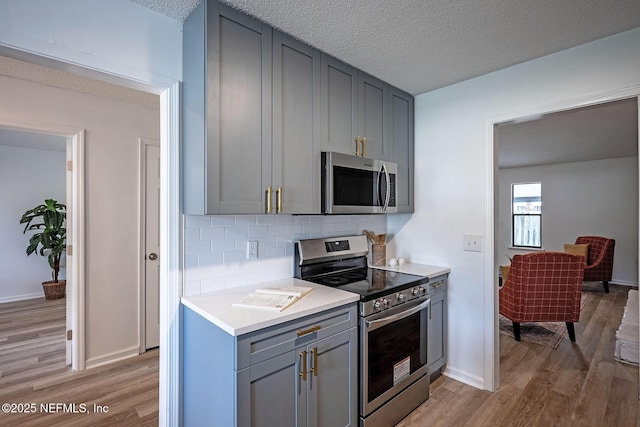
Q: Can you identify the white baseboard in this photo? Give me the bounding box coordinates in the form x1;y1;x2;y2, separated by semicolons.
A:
442;365;487;390
0;293;44;303
85;345;140;369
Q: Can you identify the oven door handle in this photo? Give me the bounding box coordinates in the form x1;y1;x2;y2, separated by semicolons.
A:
365;298;430;330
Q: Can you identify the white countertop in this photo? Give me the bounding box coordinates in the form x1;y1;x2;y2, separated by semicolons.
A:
181;278;360;337
370;262;451;279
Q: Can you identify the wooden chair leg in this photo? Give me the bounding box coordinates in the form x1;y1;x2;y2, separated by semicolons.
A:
512;322;521;341
566;322;576;342
603;281;610;293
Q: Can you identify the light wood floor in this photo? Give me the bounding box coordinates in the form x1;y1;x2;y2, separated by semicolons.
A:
0;297;158;426
2;285;637;426
398;283;640;427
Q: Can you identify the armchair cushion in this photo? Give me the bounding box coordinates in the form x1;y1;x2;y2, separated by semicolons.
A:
564;243;589;264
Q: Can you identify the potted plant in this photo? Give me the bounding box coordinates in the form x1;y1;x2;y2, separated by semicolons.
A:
20;199;67;300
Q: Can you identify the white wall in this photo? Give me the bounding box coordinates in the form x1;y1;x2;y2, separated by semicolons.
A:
184;214;387;296
0;75;160;366
0;0;182;85
388;27;640;390
498;157;638;286
0;143;66;301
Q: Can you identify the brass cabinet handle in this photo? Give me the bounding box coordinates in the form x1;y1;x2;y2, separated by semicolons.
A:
355;136;361;156
277;187;282;213
297;325;321;337
363;136;367;157
311;347;318;377
300;351;307;381
266;186;272;213
431;281;445;289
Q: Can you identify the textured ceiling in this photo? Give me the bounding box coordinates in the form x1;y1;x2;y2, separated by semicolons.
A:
222;0;640;95
152;0;640;96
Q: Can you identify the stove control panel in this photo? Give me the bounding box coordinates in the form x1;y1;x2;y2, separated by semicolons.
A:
361;285;429;317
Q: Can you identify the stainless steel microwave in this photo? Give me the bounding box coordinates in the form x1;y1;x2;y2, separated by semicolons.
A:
321;151;397;214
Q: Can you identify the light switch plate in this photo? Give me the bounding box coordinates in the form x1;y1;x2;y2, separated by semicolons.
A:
463;234;483;252
247;240;258;260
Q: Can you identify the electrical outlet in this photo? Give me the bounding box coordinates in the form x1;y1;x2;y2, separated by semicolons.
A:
463;234;483;252
247;240;258;260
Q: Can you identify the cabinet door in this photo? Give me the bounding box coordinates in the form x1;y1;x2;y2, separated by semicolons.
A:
357;72;390;160
320;55;358;156
390;87;414;212
239;349;303;427
209;4;273;214
307;328;358;427
428;290;446;374
272;31;321;214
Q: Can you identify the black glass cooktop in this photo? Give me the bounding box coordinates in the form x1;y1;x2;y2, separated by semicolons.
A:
302;265;427;302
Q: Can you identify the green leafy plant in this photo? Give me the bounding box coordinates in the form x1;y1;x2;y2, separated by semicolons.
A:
20;199;67;282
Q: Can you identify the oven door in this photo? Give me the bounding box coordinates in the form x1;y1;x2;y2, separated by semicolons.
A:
322;151;397;214
360;297;429;417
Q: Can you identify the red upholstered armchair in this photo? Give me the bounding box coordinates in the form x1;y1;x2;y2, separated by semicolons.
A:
575;236;615;293
499;252;585;342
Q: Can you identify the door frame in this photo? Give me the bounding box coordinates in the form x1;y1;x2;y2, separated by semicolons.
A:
0;122;85;371
139;137;161;353
485;86;640;392
0;52;182;427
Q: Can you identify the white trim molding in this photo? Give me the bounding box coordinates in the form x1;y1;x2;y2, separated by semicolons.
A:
159;81;182;427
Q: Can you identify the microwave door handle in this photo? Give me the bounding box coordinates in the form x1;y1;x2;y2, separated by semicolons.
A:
381;163;391;211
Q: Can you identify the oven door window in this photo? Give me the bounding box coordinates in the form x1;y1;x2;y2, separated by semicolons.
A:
333;166;379;206
366;308;427;403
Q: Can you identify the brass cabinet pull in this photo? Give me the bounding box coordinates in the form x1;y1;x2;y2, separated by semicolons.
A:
297;325;321;337
277;187;282;213
355;136;361;156
311;347;318;377
266;186;272;213
300;351;307;381
431;281;445;289
362;136;367;157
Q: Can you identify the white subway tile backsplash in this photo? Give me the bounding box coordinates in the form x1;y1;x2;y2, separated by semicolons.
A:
200;226;225;240
182;214;387;297
225;226;249;239
185;240;211;255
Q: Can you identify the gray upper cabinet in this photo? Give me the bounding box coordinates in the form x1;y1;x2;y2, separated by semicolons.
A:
272;32;321;214
320;57;392;161
357;72;390;160
184;0;412;215
390;87;415;212
184;1;320;214
320;56;358;156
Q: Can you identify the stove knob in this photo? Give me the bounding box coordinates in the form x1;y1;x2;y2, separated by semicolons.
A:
397;293;405;303
411;288;419;296
382;299;389;309
373;300;382;310
418;286;426;296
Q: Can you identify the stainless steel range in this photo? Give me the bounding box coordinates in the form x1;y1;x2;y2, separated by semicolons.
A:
295;235;430;427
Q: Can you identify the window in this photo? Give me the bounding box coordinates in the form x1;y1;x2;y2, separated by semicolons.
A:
512;182;541;248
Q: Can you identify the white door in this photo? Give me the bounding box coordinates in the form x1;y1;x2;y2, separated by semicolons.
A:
143;140;160;349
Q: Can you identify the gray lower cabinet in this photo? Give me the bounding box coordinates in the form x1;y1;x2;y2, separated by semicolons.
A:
428;275;448;376
390;87;414;213
183;303;358;427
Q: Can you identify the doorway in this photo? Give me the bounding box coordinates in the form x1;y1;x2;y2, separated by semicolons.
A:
490;93;640;390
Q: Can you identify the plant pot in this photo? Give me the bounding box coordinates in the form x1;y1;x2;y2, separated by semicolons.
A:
42;280;66;300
